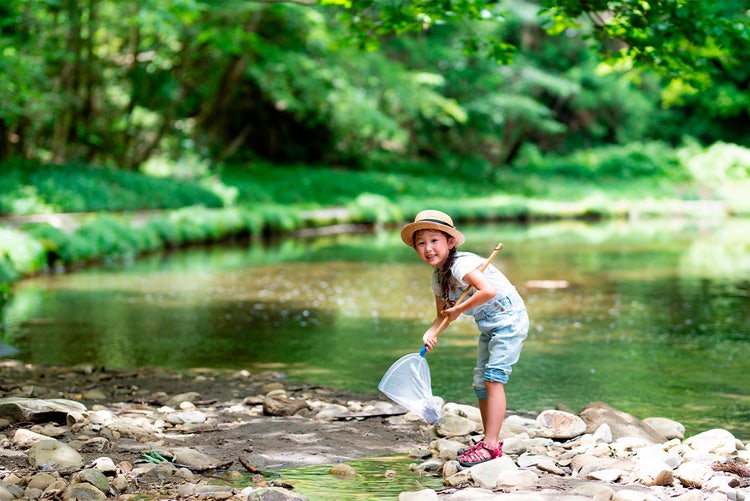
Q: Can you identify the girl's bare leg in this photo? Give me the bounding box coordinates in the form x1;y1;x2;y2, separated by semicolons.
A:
477;381;505;453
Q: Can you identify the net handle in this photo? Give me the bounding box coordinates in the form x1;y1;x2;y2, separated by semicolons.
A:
421;241;504;356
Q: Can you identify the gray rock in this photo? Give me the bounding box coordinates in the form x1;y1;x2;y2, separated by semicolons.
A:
684;428;738;455
518;453;566;475
31;423;67;438
643;417;685;440
25;486;45;499
411;458;445;475
13;428;50;448
138;462;178;483
27;472;57;491
171;446;221;468
634;457;674;486
71;469;110;493
674;462;715;488
63;482;107;501
536;409;587;439
496;468;539;490
28;439;84;470
81;389;107;400
430;438;465;459
398;489;439;501
441;403;482;424
246;486;310;500
165;410;207;424
569;454;634;479
78;436;111;453
0;482;24;501
263;394;309;416
579;402;666;444
0;398;87;425
165;392;203;408
329;463;357;478
110;475;129;493
592;423;613;443
90;456;117;475
0;447;27;461
434;413;480;438
467;456;518;489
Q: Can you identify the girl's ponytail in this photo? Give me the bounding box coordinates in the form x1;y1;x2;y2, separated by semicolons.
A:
439;246;457;309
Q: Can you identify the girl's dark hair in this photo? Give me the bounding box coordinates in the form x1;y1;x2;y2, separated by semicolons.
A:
438;245;458;308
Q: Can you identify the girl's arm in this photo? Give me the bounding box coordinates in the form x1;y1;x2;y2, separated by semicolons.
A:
421;270;497;352
422;295;447;352
443;268;496;320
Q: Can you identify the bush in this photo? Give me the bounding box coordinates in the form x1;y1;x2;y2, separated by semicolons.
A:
0;227;47;274
347;194;403;224
0;159;225;216
23;223;91;263
528;142;688;181
0;254;19;284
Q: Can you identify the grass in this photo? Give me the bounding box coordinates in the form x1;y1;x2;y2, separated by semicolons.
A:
1;139;750;298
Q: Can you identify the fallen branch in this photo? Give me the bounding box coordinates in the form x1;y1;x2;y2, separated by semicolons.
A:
713;459;750;477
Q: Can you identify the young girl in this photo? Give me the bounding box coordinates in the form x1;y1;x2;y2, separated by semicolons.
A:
401;209;529;467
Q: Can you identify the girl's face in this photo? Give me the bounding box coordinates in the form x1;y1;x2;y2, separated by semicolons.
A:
413;229;456;267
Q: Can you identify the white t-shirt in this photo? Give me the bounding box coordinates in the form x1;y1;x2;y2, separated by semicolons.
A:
431;251;516;316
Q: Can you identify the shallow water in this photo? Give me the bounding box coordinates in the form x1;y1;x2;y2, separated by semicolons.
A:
2;218;749;441
223;457;444;500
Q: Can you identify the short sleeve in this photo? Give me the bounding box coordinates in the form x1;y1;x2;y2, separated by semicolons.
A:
451;253;484;286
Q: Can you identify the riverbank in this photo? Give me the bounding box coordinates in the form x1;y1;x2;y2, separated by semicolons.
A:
1;360;748;500
0;198;737;297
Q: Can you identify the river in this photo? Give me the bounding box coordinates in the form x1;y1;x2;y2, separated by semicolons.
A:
2;217;749;440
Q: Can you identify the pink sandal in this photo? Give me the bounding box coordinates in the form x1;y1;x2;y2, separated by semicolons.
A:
457;440;503;467
457;441;480;455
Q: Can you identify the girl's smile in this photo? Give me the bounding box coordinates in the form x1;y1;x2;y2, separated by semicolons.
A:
413;229;456;267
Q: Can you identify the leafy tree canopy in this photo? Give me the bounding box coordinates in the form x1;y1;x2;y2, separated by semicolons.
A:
1;0;748;171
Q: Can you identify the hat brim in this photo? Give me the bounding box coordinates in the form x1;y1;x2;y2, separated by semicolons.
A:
401;222;465;247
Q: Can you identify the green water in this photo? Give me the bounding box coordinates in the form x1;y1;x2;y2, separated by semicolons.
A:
2;219;750;443
227;457;444;500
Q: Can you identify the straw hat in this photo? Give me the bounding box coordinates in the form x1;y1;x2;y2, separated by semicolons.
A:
400;210;465;247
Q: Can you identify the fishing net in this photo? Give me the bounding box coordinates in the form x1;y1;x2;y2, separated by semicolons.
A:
378;350;441;424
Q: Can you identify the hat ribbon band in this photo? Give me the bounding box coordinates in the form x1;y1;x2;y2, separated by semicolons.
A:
417;218;456;229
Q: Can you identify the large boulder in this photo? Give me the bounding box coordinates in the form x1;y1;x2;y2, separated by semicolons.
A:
0;398;87;425
578;402;666;444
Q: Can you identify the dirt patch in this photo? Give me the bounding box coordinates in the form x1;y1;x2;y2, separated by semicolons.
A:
0;362;429;473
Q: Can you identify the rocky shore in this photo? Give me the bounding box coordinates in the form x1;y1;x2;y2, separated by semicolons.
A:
0;360;748;500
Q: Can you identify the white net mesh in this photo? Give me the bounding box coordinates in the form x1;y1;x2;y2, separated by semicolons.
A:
378;352;441;424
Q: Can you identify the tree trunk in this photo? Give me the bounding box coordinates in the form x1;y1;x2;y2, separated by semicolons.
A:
195;10;262;156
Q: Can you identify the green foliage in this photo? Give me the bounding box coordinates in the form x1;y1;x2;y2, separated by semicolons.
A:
544;0;750;143
347;194;403;224
0;227;46;275
677;140;750;214
524;141;686;181
219;161;502;208
544;0;750;81
164;206;250;242
2;0;748;175
679;140;750;184
253;206;303;233
0;160;224;215
0;252;19;300
14;206;291;272
3;139;750;292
